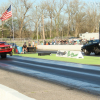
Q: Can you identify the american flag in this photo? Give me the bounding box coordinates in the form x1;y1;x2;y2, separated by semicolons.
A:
0;5;12;21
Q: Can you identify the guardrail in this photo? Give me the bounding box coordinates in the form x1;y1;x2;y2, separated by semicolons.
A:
37;45;83;51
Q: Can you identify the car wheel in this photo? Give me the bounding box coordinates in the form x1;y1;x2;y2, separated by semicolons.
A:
1;54;7;58
94;48;100;55
10;52;12;56
83;49;90;55
95;53;99;55
95;51;100;55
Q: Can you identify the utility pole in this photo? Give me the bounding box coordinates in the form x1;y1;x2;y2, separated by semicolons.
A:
2;21;3;39
99;20;100;42
50;13;52;39
42;14;45;44
11;5;14;41
36;6;38;45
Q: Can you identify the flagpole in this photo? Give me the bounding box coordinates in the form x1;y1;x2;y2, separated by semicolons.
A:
1;21;3;40
11;5;14;41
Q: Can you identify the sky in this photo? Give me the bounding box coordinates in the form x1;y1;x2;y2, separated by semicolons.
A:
0;0;100;29
0;0;100;9
0;0;100;5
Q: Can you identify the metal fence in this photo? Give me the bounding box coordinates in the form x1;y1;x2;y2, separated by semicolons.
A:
0;37;81;46
0;38;53;46
0;38;32;46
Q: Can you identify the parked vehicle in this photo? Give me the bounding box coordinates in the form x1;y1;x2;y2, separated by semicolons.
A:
81;39;100;55
0;42;13;58
8;43;18;48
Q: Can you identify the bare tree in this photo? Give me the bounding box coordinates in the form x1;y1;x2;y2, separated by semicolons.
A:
44;0;55;39
85;4;98;33
0;0;99;39
37;1;49;40
65;0;86;37
53;0;65;37
64;0;72;36
10;0;33;38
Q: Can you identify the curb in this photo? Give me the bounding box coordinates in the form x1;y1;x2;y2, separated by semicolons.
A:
0;84;36;100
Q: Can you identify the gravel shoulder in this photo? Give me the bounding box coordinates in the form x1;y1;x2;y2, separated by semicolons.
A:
0;69;99;100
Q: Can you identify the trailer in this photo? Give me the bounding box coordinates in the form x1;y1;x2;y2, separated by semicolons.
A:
79;32;99;40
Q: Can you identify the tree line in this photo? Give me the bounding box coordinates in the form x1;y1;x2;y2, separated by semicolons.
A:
0;0;99;39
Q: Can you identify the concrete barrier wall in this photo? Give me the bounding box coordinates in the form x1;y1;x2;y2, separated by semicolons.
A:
0;84;35;100
37;45;83;51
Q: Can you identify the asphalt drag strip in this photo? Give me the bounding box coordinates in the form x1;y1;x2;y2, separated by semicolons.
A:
0;56;100;95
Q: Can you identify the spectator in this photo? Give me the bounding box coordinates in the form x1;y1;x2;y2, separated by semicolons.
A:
60;40;63;45
74;41;78;45
66;41;68;45
76;39;79;44
71;39;74;45
64;40;66;45
80;39;83;45
22;42;27;53
58;41;60;45
38;40;40;45
48;41;50;45
44;40;46;45
28;41;31;47
46;42;48;45
52;40;55;45
93;37;95;40
32;41;35;47
55;40;56;44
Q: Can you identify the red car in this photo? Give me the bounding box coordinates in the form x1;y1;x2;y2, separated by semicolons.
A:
0;42;13;58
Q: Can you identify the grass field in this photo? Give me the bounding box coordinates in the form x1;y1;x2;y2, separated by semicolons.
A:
14;53;100;66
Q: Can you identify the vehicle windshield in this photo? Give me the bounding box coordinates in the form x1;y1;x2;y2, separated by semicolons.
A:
93;40;99;43
86;40;99;44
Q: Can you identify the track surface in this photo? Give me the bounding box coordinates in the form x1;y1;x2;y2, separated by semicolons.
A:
0;55;100;95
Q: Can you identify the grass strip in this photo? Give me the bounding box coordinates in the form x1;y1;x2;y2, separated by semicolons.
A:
14;53;100;66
